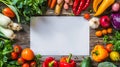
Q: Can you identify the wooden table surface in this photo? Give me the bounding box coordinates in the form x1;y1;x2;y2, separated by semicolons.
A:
2;0;120;67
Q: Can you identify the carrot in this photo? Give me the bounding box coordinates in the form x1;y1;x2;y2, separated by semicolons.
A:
50;0;57;9
48;0;52;7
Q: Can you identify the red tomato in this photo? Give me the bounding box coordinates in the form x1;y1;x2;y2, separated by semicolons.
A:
106;44;113;52
21;48;34;61
84;13;90;20
22;63;30;67
30;61;37;67
17;57;25;65
2;7;15;18
14;45;22;54
11;52;18;60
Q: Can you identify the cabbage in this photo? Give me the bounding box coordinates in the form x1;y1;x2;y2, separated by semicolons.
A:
111;12;120;30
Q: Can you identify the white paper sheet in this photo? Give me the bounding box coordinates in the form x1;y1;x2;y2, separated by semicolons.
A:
30;16;89;55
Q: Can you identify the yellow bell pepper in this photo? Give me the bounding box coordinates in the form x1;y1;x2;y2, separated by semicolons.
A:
91;45;109;62
94;0;115;16
93;0;102;12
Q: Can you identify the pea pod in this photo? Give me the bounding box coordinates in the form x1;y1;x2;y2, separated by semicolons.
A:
80;57;91;67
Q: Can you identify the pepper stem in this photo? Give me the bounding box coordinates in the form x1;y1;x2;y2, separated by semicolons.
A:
66;53;72;63
48;61;54;67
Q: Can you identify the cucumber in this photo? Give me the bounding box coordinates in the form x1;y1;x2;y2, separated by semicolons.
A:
80;57;91;67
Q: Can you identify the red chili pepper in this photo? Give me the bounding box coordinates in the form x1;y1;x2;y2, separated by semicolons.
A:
42;57;58;67
82;0;91;10
72;0;80;14
75;0;85;15
59;54;76;67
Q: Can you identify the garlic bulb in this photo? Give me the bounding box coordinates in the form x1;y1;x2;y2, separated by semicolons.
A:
89;17;100;29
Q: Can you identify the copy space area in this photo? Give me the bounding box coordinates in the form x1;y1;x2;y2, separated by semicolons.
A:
30;16;89;55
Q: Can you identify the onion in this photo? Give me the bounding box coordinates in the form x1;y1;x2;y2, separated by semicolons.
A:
112;3;120;12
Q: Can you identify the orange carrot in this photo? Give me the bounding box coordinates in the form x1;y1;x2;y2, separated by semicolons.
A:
50;0;57;9
48;0;52;7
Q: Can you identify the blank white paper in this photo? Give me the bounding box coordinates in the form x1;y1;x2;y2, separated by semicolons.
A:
30;16;89;55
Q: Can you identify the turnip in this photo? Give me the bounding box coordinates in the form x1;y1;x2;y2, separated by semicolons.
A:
0;13;22;31
0;26;16;40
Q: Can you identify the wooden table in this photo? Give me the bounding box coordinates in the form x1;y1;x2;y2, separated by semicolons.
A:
4;0;120;67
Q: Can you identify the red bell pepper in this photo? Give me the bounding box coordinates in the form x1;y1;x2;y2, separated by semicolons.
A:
59;54;76;67
42;57;58;67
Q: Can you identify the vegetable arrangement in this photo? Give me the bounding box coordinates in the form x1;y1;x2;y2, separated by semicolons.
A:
0;0;47;24
0;42;41;67
0;0;120;67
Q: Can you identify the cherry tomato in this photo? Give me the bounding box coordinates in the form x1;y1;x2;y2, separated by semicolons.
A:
2;7;15;18
30;61;37;67
14;45;22;54
11;52;18;60
17;57;25;65
84;13;90;20
106;44;113;52
22;63;30;67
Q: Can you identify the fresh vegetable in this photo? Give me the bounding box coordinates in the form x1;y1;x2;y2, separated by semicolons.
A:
22;63;30;67
103;31;120;52
100;15;111;28
98;62;117;67
2;7;15;18
30;61;37;67
75;0;85;15
65;0;70;3
107;28;112;34
54;0;64;15
64;3;69;10
91;45;109;62
106;43;113;52
0;13;22;31
21;48;34;61
89;17;100;29
11;52;18;60
93;0;102;12
50;0;57;9
17;57;25;65
72;0;80;15
63;0;73;10
57;0;63;5
84;13;90;20
111;12;120;30
110;51;120;61
42;57;58;67
102;29;107;35
0;0;47;24
34;54;42;67
0;38;21;67
94;0;115;16
14;45;22;54
69;0;73;6
80;57;91;67
48;0;52;7
82;0;91;10
95;30;103;37
112;2;120;12
0;26;16;40
59;54;76;67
